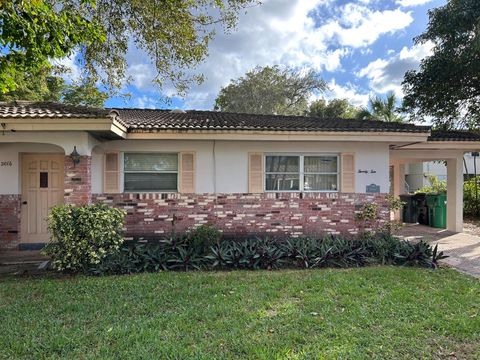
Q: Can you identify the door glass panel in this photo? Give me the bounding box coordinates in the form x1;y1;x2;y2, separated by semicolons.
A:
40;172;48;188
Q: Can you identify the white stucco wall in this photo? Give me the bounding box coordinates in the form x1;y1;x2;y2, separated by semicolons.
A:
94;140;391;194
0;131;98;155
0;142;65;194
1;133;391;195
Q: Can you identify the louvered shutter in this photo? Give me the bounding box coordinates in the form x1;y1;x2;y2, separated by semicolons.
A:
179;152;195;193
248;153;264;193
340;153;355;193
104;152;120;193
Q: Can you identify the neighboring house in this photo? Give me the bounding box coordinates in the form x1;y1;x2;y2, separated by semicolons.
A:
405;152;480;192
1;101;479;249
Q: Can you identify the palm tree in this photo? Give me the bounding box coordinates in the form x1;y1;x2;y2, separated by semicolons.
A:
356;92;405;122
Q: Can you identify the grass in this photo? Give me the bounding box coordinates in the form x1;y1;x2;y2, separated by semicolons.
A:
0;267;479;359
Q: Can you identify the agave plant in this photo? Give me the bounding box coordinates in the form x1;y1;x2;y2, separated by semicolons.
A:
167;246;203;271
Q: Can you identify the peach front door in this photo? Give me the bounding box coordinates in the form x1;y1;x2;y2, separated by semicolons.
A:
21;154;64;243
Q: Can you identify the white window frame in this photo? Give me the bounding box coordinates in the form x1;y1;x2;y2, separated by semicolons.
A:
123;152;179;193
264;153;339;193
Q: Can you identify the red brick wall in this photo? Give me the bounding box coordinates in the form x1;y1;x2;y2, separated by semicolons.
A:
64;156;91;205
92;192;389;239
0;194;21;248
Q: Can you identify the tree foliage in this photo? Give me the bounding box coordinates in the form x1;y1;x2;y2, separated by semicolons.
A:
308;98;359;119
62;79;108;108
214;66;327;115
0;65;108;107
402;0;480;129
0;0;104;93
356;93;405;122
1;0;258;96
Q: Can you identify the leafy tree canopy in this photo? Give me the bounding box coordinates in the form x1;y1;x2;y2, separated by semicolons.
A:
0;0;258;96
402;0;480;129
356;93;405;123
214;66;327;115
0;65;108;107
0;0;104;93
308;98;359;119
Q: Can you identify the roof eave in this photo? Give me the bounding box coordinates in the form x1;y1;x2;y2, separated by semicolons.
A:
0;117;127;139
125;129;430;142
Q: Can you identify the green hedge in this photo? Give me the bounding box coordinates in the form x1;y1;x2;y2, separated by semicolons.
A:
464;176;480;218
43;204;126;272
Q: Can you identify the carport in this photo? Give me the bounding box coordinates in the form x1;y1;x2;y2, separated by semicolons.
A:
391;131;480;232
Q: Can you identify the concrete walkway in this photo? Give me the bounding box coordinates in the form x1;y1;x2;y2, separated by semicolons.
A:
0;250;49;277
396;224;480;278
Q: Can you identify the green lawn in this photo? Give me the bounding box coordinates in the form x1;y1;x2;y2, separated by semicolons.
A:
0;267;479;359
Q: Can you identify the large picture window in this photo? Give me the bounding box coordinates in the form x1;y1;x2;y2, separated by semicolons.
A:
124;153;178;192
265;154;338;192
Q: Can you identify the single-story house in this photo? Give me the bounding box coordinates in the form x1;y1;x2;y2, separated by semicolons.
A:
1;101;479;249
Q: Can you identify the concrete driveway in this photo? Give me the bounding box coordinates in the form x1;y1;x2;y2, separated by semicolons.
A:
396;224;480;278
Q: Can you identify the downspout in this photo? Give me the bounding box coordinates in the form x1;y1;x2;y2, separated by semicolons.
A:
463;157;469;179
212;139;217;194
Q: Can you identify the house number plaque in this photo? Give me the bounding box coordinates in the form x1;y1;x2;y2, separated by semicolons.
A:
366;184;380;193
0;161;13;167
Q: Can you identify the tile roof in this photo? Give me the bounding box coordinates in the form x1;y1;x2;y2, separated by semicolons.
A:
0;101;111;119
429;130;480;141
109;108;431;133
0;101;445;135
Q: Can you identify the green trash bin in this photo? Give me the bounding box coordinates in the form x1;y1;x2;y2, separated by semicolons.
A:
435;193;447;229
426;193;447;229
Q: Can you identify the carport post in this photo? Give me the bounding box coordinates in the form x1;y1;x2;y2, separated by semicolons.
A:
392;162;406;221
447;156;464;232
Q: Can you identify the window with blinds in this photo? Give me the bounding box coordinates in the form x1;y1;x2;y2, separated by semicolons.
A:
265;155;339;192
124;153;178;191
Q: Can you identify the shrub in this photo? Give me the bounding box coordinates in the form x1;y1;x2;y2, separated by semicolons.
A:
87;230;448;276
43;204;126;272
416;175;447;194
186;224;222;255
464;176;480;218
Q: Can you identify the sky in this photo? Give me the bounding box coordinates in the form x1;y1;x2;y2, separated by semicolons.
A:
97;0;447;110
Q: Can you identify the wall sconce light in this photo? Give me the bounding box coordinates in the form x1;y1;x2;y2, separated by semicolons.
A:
70;146;81;167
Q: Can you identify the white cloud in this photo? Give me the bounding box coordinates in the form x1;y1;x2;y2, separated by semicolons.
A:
52;53;81;83
396;0;435;7
127;63;156;91
325;80;370;107
125;0;415;109
133;95;159;109
315;4;413;48
356;41;433;96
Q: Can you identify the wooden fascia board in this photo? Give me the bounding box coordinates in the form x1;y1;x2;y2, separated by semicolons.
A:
1;117;127;138
126;130;430;142
395;141;480;150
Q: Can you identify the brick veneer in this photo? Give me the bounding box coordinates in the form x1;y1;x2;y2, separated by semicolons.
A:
64;155;92;205
0;194;21;248
92;192;389;239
